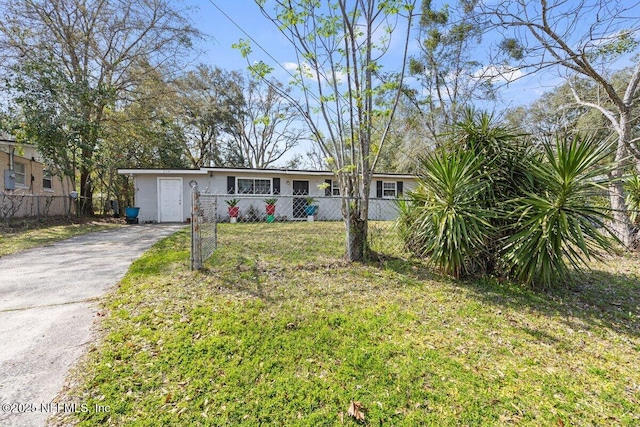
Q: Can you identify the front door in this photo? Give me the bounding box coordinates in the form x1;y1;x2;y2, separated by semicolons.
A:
158;178;182;222
292;180;309;219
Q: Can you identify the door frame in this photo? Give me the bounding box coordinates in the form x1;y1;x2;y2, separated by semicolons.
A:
157;177;183;222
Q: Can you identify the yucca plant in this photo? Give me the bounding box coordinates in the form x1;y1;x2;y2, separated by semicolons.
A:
501;135;618;287
624;173;640;225
406;148;494;278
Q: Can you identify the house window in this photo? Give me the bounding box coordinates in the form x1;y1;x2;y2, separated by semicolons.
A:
324;179;341;196
383;181;397;198
332;180;340;196
14;162;26;186
237;178;272;195
43;170;53;190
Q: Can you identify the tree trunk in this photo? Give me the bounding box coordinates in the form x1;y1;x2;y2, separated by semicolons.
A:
609;142;632;247
79;166;94;216
346;213;368;261
344;194;369;262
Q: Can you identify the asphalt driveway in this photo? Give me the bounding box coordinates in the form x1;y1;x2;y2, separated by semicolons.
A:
0;224;185;427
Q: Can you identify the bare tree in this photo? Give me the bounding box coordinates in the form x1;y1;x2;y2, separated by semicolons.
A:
241;0;417;261
174;65;244;168
230;77;307;169
479;0;640;245
0;0;200;214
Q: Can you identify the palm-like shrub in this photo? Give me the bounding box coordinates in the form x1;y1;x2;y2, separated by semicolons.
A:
406;149;493;277
398;111;618;288
501;135;618;287
625;173;640;225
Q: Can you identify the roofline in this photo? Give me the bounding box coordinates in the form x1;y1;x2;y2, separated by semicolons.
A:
118;168;208;175
118;167;415;179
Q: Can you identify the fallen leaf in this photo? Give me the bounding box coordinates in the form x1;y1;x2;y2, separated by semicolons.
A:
557;418;565;427
347;401;366;421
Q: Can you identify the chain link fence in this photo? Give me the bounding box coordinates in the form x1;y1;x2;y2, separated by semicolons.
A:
0;193;76;225
190;190;410;270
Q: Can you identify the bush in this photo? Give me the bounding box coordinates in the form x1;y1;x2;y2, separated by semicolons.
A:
398;111;618;288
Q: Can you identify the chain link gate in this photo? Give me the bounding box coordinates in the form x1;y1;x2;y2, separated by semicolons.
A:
190;183;217;270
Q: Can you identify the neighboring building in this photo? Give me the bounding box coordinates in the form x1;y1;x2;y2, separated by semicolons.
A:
117;167;417;223
1;133;72;196
1;133;75;219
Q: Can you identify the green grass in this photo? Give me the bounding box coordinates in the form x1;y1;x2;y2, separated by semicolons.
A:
54;222;640;426
0;219;121;257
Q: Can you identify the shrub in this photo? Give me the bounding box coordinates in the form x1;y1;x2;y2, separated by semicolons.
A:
398;111;618;288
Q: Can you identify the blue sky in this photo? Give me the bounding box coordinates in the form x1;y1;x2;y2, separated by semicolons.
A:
184;0;566;111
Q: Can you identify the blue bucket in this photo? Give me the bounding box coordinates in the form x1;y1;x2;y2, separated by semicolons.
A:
125;206;140;219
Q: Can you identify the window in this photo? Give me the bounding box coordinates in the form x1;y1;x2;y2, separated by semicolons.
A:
43;170;53;190
14;162;26;186
383;181;397;198
332;180;340;196
237;178;272;195
324;179;340;196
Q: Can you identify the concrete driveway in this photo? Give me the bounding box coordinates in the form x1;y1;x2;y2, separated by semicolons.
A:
0;224;186;427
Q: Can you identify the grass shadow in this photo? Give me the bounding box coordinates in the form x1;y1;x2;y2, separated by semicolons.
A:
377;253;640;340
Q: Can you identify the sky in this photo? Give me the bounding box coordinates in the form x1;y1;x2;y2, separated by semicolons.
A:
183;0;563;110
178;0;639;167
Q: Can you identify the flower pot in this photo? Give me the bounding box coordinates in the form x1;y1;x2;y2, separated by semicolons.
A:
265;204;276;215
228;206;239;222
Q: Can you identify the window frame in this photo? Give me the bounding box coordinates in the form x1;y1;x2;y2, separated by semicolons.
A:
331;180;340;196
382;181;397;198
14;162;27;187
236;177;273;195
43;169;53;191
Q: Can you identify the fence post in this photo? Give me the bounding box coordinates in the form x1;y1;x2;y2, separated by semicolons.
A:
190;182;202;271
345;196;352;261
36;194;40;221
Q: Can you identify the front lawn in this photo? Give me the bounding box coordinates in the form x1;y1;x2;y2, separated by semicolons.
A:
54;223;640;426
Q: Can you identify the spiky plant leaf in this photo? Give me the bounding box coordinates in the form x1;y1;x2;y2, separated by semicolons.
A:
502;135;618;287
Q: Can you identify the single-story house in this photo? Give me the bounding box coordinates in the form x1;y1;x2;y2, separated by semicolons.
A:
117;167;417;223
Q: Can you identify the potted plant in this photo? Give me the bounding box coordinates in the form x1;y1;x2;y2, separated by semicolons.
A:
264;198;277;222
305;197;318;221
226;199;240;223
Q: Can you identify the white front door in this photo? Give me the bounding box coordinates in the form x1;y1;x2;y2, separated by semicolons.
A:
158;178;182;222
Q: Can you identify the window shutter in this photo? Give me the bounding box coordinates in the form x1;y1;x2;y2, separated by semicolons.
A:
397;181;404;196
376;180;383;198
325;179;332;196
227;176;235;194
273;178;281;194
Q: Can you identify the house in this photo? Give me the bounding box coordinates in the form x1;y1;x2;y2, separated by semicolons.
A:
1;133;75;219
1;133;72;196
117;167;417;223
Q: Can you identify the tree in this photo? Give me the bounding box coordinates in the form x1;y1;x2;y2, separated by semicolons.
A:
0;0;200;214
229;77;307;169
405;0;493;147
174;65;244;168
478;0;640;246
98;62;188;214
242;0;417;261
